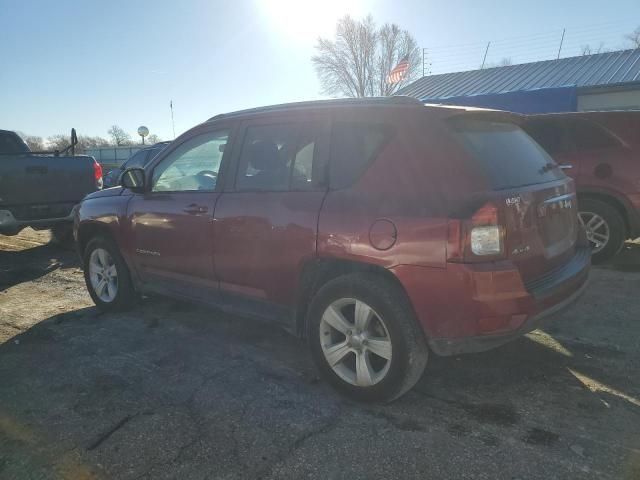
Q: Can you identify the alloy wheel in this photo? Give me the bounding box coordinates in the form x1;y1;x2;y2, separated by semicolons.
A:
578;211;610;254
319;298;392;387
89;248;119;302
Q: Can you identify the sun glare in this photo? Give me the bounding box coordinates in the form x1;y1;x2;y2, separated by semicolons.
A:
258;0;364;41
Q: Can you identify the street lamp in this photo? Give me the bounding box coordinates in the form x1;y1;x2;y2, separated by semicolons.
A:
137;126;149;145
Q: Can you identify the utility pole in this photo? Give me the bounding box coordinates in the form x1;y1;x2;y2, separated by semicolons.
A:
422;48;428;77
170;100;176;139
557;28;566;59
481;41;491;69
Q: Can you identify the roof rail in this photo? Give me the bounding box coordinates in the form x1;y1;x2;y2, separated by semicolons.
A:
207;96;422;121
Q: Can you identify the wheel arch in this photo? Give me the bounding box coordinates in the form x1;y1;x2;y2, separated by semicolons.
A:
577;190;630;237
295;258;411;338
76;221;117;257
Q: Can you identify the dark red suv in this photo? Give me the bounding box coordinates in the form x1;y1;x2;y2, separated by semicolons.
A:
524;112;640;263
75;98;590;402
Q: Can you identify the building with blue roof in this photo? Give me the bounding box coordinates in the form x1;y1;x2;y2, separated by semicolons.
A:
398;49;640;113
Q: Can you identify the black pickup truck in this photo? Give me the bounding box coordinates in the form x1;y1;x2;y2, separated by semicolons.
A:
0;129;102;241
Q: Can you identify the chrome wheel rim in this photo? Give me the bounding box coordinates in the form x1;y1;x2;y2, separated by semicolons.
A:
89;248;118;302
578;211;610;253
319;298;392;387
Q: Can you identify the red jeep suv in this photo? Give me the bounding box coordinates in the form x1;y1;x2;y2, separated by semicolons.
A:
75;98;590;402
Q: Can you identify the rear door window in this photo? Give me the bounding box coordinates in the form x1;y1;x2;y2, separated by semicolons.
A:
329;122;394;189
449;118;565;190
235;122;323;192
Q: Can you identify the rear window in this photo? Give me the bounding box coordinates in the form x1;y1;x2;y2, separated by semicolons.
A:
0;132;29;154
330;122;394;189
450;119;565;190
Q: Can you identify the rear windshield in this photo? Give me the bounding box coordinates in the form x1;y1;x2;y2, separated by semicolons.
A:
0;132;29;154
449;118;565;190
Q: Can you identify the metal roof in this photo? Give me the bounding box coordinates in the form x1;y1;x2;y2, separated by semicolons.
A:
398;49;640;100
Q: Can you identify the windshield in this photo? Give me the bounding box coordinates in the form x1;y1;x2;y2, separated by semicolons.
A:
450;118;566;190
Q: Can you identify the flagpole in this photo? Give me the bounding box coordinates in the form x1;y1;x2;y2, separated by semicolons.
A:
170;100;176;139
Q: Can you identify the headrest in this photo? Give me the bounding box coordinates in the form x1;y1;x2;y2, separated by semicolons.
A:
247;140;280;171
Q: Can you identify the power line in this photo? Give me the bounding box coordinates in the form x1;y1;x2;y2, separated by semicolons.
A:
423;24;636;76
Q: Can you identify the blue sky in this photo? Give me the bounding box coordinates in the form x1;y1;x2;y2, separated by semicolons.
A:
1;0;638;141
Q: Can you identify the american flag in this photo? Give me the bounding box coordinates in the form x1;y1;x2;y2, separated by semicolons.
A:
387;55;410;85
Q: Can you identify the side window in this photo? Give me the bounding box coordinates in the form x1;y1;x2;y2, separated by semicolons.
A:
329;122;394;189
152;130;228;192
236;123;320;192
568;120;618;151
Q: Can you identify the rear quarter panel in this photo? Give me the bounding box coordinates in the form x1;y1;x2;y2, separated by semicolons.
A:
318;108;456;269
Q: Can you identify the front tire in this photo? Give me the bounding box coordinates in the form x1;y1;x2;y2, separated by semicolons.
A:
307;273;428;403
578;198;626;264
83;236;135;311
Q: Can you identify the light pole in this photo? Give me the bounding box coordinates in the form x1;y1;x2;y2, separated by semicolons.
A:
137;126;149;145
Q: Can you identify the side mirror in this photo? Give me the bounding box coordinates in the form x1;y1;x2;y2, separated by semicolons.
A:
121;168;146;192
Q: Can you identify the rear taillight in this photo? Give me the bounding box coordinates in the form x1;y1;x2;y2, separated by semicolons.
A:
93;161;103;189
447;202;505;262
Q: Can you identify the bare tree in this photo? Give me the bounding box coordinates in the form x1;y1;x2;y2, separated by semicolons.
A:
47;134;111;154
17;132;45;151
146;134;161;145
581;42;607;56
107;125;132;146
485;57;513;68
312;15;421;97
376;23;421;96
626;26;640;48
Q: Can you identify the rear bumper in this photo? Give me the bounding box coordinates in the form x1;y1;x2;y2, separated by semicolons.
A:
0;208;74;235
392;247;591;356
428;277;588;355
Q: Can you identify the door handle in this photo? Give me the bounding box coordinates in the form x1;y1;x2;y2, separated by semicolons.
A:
559;164;573;170
183;204;208;214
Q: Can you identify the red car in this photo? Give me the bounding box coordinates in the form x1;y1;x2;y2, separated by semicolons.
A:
75;98;590;402
524;112;640;263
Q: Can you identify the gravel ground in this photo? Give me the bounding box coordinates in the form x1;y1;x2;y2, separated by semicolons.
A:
1;229;639;480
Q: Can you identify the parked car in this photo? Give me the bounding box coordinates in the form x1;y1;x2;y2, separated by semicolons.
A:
0;129;102;242
102;142;171;188
524;112;640;263
75;98;590;402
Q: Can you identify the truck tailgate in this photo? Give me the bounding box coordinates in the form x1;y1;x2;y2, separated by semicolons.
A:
0;154;97;209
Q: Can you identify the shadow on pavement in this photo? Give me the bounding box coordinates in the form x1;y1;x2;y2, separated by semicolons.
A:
0;299;638;479
0;242;80;291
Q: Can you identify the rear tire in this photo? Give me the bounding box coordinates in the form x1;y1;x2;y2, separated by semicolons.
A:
307;273;428;403
578;198;625;264
83;236;135;311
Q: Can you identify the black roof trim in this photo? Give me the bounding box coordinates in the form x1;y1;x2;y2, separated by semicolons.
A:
206;96;423;122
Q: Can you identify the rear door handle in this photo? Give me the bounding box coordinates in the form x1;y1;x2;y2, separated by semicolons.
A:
559;164;573;170
183;204;208;215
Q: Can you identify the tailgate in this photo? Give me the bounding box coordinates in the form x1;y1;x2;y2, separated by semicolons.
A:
496;178;578;282
447;115;582;283
0;154;96;209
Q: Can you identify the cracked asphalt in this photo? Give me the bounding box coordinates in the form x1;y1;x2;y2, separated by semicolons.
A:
1;229;639;480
